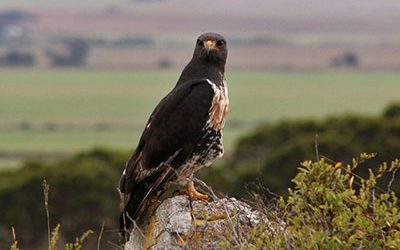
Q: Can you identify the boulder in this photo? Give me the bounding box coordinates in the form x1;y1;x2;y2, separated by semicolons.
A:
125;195;273;250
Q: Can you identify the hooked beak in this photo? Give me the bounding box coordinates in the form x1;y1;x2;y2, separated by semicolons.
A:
204;39;216;54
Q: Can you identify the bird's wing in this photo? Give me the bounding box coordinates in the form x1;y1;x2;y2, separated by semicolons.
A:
119;79;215;194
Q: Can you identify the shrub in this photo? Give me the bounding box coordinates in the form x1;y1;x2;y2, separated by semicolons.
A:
47;38;90;67
226;154;400;249
331;51;359;68
0;50;35;66
383;102;400;119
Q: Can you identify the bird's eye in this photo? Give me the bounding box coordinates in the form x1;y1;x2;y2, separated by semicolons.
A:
216;40;225;47
197;39;203;46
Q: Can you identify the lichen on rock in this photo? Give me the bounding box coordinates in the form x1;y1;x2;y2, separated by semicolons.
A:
125;195;272;250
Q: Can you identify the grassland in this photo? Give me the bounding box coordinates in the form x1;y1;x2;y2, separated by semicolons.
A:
2;69;400;167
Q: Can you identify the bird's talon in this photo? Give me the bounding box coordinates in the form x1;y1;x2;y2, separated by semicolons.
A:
189;190;209;200
187;180;209;200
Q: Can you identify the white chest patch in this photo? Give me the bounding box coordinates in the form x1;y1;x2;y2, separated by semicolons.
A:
206;79;229;130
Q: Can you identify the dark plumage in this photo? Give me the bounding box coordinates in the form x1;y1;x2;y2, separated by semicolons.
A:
119;32;229;237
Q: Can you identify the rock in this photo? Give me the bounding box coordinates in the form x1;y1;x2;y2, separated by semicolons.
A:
125;195;275;250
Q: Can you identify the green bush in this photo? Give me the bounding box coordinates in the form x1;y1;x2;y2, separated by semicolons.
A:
228;154;400;249
0;148;127;249
383;102;400;119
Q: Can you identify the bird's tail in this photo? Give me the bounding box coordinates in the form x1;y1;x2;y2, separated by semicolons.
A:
119;165;177;243
119;184;152;242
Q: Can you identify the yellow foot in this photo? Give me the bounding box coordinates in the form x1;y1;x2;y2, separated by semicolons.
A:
187;180;209;200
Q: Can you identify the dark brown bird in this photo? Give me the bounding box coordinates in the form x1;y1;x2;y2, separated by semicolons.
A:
119;32;229;236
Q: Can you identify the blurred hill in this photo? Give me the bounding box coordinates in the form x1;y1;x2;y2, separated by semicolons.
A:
2;0;400;36
1;0;400;69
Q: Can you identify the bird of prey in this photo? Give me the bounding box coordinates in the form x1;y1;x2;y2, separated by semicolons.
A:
119;32;229;235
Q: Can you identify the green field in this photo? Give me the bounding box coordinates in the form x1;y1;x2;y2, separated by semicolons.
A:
2;69;400;167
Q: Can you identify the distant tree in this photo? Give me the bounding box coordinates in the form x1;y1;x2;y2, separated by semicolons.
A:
0;9;34;25
383;102;400;119
0;50;35;66
157;58;173;68
331;51;359;68
47;39;90;67
111;36;153;47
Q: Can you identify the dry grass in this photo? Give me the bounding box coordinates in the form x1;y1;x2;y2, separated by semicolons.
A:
8;179;113;250
42;180;51;249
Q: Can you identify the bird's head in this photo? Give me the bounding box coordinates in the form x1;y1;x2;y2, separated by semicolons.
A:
193;32;227;65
